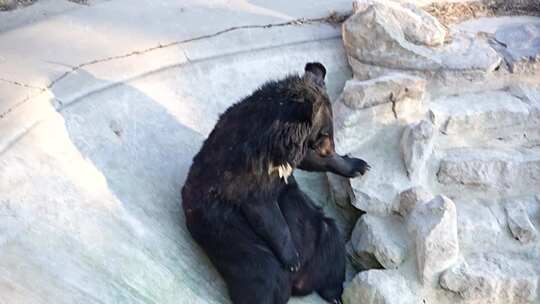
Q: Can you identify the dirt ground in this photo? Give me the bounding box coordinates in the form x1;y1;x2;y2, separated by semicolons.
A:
425;0;540;26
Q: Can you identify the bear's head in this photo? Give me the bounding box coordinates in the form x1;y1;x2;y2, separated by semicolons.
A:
303;62;335;159
262;62;336;181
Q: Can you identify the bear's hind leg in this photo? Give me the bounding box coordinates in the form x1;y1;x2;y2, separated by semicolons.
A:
186;202;292;304
278;181;345;303
312;218;345;304
292;218;344;303
226;252;291;304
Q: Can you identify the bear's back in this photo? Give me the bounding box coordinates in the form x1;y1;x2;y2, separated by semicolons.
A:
182;75;304;204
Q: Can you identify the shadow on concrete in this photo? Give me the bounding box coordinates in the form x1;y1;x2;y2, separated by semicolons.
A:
51;69;231;303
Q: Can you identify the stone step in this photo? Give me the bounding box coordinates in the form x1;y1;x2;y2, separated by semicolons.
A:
437;147;540;190
440;253;538;303
429;90;540;143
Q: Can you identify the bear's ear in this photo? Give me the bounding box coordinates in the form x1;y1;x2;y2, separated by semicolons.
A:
304;62;326;86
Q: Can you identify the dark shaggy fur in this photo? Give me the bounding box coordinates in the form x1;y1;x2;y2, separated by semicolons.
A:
182;63;369;304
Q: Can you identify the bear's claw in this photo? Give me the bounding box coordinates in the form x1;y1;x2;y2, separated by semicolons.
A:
284;251;301;273
343;155;371;177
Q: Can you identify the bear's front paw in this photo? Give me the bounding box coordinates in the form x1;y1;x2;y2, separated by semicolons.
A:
343;155;370;178
283;251;301;273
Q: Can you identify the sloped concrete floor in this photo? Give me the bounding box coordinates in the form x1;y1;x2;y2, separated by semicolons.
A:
0;1;354;303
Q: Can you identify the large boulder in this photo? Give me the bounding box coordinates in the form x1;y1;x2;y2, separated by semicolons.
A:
397;186;432;217
342;270;417;304
350;188;396;216
407;195;459;284
343;0;501;78
344;0;446;71
352;0;447;47
440;254;538;303
348;214;408;270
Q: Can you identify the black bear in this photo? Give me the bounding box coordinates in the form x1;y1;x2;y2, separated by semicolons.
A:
182;62;369;304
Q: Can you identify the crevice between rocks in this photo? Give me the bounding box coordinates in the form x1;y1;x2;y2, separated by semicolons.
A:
389;93;398;119
0;11;351;120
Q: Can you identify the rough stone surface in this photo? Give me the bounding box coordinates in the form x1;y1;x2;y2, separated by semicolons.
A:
440;254;538;303
407;195;459;284
397;186;432;217
333;5;540;304
342;270;417;304
505;199;538;244
455;199;504;247
326;173;363;233
341;73;426;110
352;0;447;47
350;188;396;216
343;0;501;73
400;120;435;183
429;90;538;139
495;23;540;73
327;173;354;209
437;147;540;190
348;214;408;270
510;83;540;105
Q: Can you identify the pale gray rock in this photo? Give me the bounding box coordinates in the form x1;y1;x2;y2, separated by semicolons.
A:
346;241;383;271
440;254;538;303
351;188;395;216
400;120;434;183
505;199;538;244
349;214;408;270
397;186;431;217
347;56;397;81
495;23;540;62
341;73;426;110
495;23;540;73
342;269;417;304
440;262;495;301
337;8;540;304
437;147;540;190
343;1;440;71
455;199;503;247
343;1;501;73
408;195;459;284
429;91;534;138
352;0;447;47
333;90;426;148
510;84;540;105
